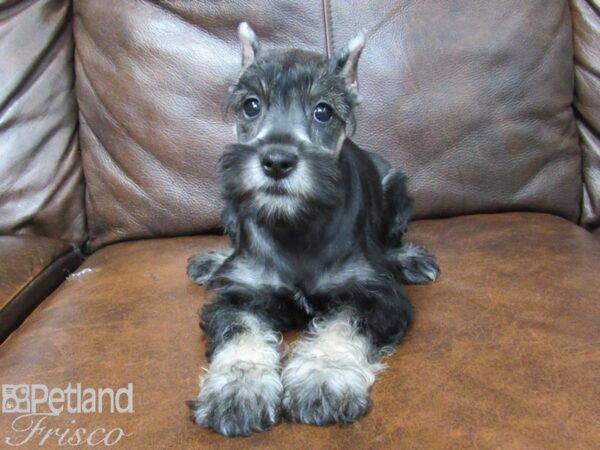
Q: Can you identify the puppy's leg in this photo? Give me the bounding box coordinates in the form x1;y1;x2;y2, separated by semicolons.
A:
368;152;440;284
386;243;441;284
283;280;412;425
188;305;282;436
186;248;233;285
221;200;238;240
381;169;412;246
282;312;384;425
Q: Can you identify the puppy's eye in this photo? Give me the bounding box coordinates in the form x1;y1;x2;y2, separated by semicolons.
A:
243;98;261;118
313;103;333;123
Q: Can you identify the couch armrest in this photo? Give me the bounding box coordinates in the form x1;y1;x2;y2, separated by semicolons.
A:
0;236;83;343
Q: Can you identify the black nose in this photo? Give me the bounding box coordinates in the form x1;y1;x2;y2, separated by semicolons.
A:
261;149;298;180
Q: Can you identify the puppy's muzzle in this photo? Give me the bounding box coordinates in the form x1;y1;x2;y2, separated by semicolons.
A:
261;147;298;180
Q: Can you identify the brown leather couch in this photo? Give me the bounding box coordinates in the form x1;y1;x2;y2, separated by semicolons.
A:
1;1;599;448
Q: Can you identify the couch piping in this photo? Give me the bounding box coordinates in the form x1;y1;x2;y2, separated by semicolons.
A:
322;0;333;57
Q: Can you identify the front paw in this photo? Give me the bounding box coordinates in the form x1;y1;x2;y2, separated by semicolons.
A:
187;248;233;285
188;362;282;436
281;361;371;425
387;243;441;285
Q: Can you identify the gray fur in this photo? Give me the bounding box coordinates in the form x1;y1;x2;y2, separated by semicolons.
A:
387;243;441;284
187;248;233;285
186;22;440;437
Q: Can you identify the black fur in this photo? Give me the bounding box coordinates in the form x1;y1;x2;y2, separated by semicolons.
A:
187;25;440;436
202;140;416;353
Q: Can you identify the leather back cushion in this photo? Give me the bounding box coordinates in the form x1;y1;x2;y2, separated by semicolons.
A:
74;0;581;250
0;0;86;244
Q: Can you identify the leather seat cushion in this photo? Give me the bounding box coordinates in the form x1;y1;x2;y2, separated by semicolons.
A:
0;235;82;342
1;213;598;448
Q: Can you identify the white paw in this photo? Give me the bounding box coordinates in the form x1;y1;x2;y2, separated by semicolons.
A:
282;316;383;425
189;361;282;436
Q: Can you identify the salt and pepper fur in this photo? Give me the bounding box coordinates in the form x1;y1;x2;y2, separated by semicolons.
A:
187;22;440;436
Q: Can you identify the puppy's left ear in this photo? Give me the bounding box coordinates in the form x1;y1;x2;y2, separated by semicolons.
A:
333;29;367;93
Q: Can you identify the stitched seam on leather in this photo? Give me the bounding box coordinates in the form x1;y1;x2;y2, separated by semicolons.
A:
322;0;333;57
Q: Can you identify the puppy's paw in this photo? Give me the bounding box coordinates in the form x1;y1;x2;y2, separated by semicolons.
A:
187;248;233;285
188;362;282;436
282;364;371;425
387;243;441;285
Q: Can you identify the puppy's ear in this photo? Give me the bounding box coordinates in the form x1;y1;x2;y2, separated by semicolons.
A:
333;29;367;93
238;22;260;71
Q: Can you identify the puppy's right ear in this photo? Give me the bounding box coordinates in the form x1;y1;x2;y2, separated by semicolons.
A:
238;22;260;71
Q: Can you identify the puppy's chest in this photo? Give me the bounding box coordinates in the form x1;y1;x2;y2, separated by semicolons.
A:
291;259;376;313
300;258;375;292
229;250;374;288
224;253;375;317
253;254;374;291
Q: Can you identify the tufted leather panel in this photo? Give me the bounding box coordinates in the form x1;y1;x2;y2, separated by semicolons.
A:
0;0;86;243
1;214;598;448
572;0;600;230
74;0;582;251
329;0;581;223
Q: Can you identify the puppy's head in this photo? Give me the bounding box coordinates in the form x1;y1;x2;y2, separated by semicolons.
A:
219;23;366;223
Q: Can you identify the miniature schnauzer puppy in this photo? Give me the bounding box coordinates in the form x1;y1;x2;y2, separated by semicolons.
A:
186;23;440;437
